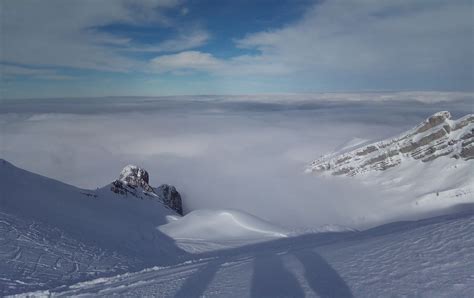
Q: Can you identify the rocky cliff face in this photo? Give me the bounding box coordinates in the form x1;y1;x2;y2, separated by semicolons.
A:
155;184;183;216
308;111;474;176
110;165;183;215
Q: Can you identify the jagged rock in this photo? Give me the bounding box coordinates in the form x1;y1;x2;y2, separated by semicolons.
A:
110;165;183;215
118;165;154;192
156;184;183;215
415;111;451;134
308;111;474;176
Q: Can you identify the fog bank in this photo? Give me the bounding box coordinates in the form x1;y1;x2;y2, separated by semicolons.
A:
1;94;471;228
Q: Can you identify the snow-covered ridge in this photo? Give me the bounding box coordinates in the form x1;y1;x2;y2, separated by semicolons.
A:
308;111;474;176
0;159;187;294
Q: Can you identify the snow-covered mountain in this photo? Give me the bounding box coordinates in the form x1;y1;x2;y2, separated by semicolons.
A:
0;160;186;295
0;161;184;253
307;111;474;225
309;111;473;176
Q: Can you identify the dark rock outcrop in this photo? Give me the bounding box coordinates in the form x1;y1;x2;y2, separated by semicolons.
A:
156;184;183;216
110;165;183;215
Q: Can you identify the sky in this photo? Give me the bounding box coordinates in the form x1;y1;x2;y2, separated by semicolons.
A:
1;0;473;98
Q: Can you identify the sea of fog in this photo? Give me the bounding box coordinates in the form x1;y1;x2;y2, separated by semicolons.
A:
1;93;472;228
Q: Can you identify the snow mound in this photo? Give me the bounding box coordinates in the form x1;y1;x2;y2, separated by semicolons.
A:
158;209;288;242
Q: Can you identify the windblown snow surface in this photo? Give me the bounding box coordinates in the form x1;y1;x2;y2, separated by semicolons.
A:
22;210;474;297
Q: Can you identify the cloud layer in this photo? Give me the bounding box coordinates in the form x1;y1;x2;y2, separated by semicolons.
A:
1;95;471;229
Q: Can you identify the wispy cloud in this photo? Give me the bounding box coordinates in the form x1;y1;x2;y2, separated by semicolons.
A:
149;51;288;75
147;0;473;90
1;0;472;95
1;65;74;80
234;0;473;76
151;51;223;73
0;0;184;72
124;28;210;53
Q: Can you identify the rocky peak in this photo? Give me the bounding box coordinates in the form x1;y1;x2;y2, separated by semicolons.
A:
308;111;474;177
118;165;153;192
110;165;183;215
414;111;451;134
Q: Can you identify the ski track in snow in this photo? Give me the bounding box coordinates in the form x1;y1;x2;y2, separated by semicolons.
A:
18;211;474;297
0;211;137;296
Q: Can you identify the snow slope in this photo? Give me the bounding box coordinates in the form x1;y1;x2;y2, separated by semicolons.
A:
0;159;187;295
0;159;182;258
0;210;138;295
23;209;474;297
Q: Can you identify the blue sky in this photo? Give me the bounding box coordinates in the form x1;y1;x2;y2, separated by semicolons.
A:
1;0;473;98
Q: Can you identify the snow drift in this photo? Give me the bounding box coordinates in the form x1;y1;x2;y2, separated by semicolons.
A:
158;209;288;252
159;209;288;241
